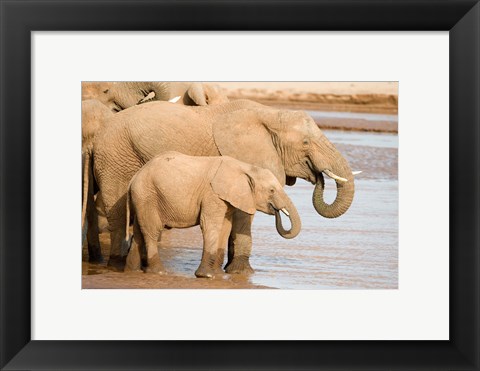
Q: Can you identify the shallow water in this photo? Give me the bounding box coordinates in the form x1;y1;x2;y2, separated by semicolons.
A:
323;129;398;149
156;177;398;289
307;110;398;123
83;118;398;289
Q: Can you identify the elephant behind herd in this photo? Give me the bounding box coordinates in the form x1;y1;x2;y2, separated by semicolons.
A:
82;81;357;277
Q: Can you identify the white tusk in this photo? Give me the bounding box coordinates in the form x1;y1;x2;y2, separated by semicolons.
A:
168;95;181;103
323;169;348;183
138;91;156;104
352;170;362;175
280;208;290;217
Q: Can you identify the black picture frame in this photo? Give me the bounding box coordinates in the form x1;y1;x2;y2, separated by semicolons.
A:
1;1;479;370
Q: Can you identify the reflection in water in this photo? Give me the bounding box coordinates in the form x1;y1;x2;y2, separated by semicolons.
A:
83;127;398;289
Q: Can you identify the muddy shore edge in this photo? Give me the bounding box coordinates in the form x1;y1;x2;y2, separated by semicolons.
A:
221;87;398;133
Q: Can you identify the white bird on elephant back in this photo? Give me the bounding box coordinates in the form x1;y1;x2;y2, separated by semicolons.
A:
92;98;360;274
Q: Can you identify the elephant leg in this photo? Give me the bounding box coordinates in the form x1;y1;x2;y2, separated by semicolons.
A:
94;193;109;233
135;207;165;274
102;192;128;269
214;212;233;270
143;234;165;274
125;218;143;272
196;206;232;278
224;210;255;274
86;165;103;263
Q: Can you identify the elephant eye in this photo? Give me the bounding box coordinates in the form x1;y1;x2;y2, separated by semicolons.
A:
303;139;309;145
270;188;275;194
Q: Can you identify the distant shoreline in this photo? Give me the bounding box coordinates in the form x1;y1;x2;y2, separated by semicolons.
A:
250;97;398;115
217;81;398;114
215;82;398;132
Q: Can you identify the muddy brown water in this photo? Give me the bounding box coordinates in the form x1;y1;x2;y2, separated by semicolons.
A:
83;118;398;289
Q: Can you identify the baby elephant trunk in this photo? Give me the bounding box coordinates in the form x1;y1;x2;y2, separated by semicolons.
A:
273;196;301;239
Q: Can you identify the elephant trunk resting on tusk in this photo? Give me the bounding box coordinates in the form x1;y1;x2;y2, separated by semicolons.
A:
310;151;355;219
323;169;348;183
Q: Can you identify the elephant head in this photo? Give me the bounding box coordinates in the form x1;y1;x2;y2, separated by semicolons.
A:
81;99;114;151
212;108;355;219
82;81;228;113
211;158;301;239
171;82;229;106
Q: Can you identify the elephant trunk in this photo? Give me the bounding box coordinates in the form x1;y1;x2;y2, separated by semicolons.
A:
312;156;355;219
115;82;169;109
274;197;301;239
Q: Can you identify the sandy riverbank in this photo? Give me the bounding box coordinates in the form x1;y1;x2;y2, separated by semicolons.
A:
215;82;398;114
82;232;271;289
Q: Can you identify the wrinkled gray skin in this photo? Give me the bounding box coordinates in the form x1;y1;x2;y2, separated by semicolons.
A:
83;81;228;113
94;99;355;273
81;99;114;262
124;152;301;278
81;82;227;262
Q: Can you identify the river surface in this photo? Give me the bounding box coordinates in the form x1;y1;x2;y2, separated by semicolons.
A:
152;130;398;289
83;118;398;289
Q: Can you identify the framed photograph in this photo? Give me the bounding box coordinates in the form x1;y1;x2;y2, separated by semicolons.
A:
1;1;479;370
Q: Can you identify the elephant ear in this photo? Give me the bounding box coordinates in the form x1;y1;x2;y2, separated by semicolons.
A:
212;109;286;186
211;160;256;215
186;83;208;106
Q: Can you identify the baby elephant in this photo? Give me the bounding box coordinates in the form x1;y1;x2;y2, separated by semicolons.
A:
124;151;301;278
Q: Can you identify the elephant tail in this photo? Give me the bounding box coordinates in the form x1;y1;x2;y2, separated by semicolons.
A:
122;186;133;256
125;188;131;242
81;148;91;231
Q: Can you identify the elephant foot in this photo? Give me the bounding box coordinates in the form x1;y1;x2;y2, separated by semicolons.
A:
107;255;126;271
144;267;166;274
124;266;143;273
124;256;141;272
124;244;141;272
144;255;166;274
195;265;217;279
195;261;224;278
224;256;254;275
87;244;104;264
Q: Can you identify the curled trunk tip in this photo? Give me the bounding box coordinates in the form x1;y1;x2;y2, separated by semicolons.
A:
274;207;301;239
312;172;354;218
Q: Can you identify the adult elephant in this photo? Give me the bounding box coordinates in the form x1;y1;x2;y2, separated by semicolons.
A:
82;81;228;112
93;100;355;273
81;82;226;262
82;99;114;262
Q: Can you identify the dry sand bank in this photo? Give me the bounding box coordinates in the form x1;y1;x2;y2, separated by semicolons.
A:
216;82;398;114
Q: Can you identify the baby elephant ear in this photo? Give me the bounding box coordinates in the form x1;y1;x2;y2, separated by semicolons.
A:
211;160;256;215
